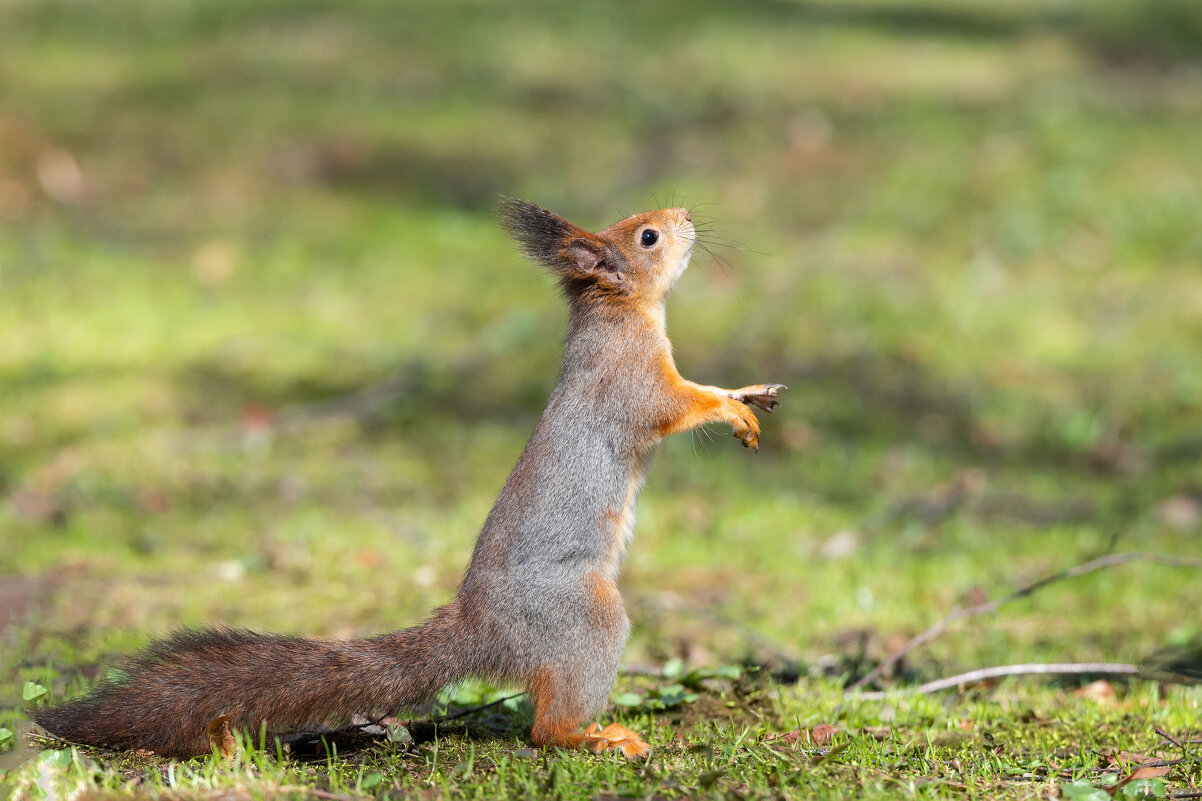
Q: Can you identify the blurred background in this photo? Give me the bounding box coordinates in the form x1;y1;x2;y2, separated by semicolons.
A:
2;0;1201;697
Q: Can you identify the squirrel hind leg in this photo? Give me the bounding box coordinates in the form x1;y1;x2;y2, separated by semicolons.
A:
527;670;650;761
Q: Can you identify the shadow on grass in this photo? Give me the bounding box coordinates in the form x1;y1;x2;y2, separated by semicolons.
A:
174;344;1173;486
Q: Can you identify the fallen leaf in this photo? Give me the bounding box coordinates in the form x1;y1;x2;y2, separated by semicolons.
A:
810;723;840;745
1074;680;1117;702
820;530;859;559
1155;494;1200;530
207;714;235;758
1128;765;1170;781
1106;751;1154;768
240;404;274;431
36;149;85;205
769;724;841;746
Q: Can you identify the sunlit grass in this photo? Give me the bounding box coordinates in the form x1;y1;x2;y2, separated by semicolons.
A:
2;0;1201;797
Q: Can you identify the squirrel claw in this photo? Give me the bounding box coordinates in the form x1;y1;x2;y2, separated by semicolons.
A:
730;384;787;414
735;422;760;452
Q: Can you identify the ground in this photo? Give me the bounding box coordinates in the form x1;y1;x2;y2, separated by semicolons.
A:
1;0;1201;798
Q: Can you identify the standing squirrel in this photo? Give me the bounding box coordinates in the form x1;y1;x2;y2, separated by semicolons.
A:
37;199;784;760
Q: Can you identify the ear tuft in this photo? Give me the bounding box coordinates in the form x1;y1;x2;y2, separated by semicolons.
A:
497;196;625;286
497;196;578;269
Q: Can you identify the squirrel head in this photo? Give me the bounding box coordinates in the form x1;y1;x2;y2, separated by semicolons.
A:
499;198;695;307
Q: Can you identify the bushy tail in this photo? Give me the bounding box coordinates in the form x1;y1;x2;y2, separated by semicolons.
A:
37;606;474;757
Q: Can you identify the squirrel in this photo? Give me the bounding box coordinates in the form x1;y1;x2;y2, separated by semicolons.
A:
36;199;785;761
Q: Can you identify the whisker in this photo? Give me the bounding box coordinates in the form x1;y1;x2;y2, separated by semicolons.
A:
693;240;735;277
694;236;773;258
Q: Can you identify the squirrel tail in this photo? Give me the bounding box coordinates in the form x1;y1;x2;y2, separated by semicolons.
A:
36;605;476;757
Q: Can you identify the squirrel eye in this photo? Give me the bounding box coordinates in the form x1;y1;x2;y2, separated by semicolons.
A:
640;229;659;248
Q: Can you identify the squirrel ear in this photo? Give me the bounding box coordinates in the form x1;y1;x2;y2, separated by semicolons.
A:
497;197;624;285
565;238;605;275
565;238;624;284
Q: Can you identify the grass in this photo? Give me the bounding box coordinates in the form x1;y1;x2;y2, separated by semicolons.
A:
2;0;1202;798
6;678;1202;799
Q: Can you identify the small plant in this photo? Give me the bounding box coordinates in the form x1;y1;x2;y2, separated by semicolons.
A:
22;682;48;703
613;660;742;711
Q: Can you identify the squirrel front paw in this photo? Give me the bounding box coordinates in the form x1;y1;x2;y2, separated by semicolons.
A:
728;384;786;413
729;404;761;452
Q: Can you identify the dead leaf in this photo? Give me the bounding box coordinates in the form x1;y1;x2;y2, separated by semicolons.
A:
1156;494;1200;530
240;404;274;431
36;148;85;205
1128;765;1170;780
768;724;841;746
1106;751;1153;768
9;488;69;526
207;714;235;758
820;531;859;559
809;723;841;745
1074;680;1117;702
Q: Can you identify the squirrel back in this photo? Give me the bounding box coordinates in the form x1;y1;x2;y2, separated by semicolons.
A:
37;199;783;760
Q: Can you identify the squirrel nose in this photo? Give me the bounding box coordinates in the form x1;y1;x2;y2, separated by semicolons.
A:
685;210;691;221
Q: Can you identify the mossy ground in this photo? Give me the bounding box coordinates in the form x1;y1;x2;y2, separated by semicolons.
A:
2;0;1201;798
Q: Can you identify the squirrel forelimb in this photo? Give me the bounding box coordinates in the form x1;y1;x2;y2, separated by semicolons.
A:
658;380;786;453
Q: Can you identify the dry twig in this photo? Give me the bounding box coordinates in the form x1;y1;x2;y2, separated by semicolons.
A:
853;662;1141;700
288;693;525;744
431;693;525;723
849;552;1202;692
1158;727;1187;751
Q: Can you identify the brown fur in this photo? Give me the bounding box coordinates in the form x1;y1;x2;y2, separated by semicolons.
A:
37;199;783;760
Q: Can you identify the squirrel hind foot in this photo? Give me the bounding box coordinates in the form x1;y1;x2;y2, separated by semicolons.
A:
537;722;650;761
589;722;651;760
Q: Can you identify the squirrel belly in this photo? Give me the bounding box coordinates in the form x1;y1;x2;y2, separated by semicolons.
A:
37;199;783;761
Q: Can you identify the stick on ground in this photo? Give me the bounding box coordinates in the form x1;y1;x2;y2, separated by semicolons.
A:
853;662;1141;700
849;552;1202;692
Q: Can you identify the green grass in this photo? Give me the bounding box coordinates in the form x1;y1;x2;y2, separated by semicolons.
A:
2;0;1202;798
6;678;1201;799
